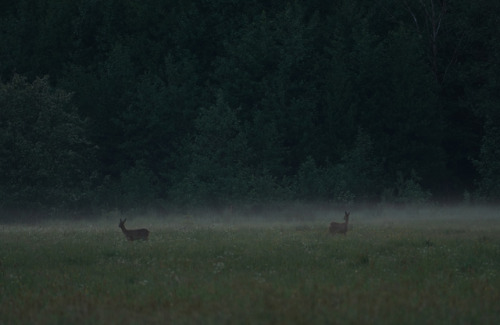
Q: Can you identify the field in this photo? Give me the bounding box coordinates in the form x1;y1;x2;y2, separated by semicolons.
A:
1;206;500;324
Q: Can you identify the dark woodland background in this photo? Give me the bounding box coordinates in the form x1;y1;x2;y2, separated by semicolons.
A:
1;0;499;219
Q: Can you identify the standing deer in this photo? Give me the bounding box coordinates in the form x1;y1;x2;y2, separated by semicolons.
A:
119;219;150;241
329;211;350;235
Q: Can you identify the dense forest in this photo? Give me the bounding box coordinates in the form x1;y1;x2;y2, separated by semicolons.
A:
1;0;499;218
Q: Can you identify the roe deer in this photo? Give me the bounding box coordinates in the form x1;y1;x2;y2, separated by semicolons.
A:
119;219;150;241
329;211;350;235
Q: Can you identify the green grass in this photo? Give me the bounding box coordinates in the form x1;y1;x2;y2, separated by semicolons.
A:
1;208;500;324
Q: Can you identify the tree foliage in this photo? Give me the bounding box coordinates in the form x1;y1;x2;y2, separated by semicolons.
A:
1;0;499;217
0;75;94;215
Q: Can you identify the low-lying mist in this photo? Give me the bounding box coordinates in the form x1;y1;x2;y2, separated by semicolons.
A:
4;203;498;234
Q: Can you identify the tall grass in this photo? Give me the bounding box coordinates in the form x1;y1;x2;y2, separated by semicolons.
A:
1;207;499;324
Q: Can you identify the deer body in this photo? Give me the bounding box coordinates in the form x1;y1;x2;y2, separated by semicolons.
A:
329;211;350;235
119;219;149;241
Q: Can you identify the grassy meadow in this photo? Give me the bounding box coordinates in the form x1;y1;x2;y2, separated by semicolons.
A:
1;206;499;324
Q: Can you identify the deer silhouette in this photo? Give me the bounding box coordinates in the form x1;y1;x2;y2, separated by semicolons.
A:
329;211;350;235
119;219;149;241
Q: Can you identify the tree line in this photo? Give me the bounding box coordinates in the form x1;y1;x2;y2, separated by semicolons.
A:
1;0;499;218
